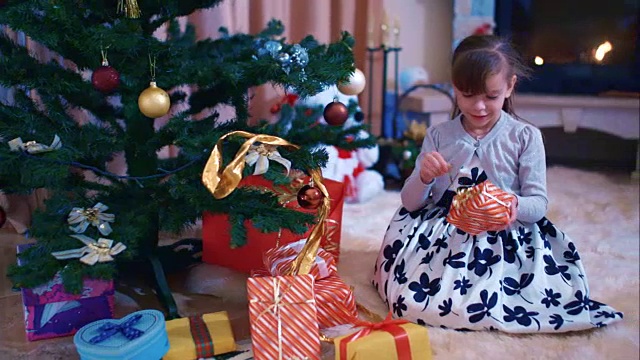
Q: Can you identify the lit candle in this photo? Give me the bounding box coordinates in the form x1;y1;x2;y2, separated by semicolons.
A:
381;10;389;47
393;16;400;48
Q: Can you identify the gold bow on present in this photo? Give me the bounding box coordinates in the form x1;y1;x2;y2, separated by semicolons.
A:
201;130;331;276
452;184;509;210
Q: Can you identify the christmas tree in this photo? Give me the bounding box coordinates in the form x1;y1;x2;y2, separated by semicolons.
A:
0;0;373;317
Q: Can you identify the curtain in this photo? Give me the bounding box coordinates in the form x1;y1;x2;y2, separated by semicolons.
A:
0;0;383;233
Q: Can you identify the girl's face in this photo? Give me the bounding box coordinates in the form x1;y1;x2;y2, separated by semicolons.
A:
454;70;516;131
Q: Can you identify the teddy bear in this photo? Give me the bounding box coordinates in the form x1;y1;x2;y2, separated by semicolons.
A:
295;85;384;203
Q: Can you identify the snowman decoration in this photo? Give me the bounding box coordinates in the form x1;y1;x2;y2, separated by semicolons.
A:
297;85;384;203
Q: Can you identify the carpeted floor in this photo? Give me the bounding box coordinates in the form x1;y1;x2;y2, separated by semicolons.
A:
1;165;638;359
336;165;639;360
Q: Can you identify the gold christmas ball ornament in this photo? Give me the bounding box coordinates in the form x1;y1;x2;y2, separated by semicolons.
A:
138;82;171;118
338;68;366;95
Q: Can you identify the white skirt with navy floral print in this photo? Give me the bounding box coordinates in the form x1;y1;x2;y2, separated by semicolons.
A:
372;167;623;333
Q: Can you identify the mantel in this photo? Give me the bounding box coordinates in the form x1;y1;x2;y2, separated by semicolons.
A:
400;90;640;140
399;90;640;177
513;94;640;140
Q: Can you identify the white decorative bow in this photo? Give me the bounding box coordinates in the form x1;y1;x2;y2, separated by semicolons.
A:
8;134;62;154
245;143;291;175
51;235;126;265
68;203;115;236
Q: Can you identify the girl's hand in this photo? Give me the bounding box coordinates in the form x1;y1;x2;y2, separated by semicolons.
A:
419;151;451;184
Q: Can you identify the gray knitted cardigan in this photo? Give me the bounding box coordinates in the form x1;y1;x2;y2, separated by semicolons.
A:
401;110;548;224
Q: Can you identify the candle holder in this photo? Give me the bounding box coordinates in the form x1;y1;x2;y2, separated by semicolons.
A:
365;44;402;139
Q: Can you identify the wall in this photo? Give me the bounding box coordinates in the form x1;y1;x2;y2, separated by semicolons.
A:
381;0;453;84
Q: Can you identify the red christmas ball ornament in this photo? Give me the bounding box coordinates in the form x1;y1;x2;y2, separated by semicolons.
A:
92;60;120;94
0;205;6;228
323;100;349;126
297;184;324;210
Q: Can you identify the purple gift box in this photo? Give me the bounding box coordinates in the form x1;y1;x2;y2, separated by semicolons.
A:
17;244;115;341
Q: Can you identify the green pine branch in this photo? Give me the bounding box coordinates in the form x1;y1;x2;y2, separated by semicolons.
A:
0;0;372;292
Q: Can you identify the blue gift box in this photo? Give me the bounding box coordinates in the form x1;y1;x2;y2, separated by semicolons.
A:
74;309;169;360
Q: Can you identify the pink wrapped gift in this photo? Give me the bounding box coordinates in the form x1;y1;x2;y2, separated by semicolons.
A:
17;244;114;341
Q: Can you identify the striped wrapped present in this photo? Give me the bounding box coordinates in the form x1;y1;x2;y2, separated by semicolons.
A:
264;239;337;280
260;241;357;329
315;275;358;329
247;275;321;360
445;180;513;235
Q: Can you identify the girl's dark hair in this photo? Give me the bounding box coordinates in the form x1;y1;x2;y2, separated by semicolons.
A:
450;35;532;119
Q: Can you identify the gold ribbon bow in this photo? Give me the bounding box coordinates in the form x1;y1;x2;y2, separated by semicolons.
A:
51;234;126;265
202;130;331;276
8;134;62;154
452;184;509;210
67;203;116;236
245;143;292;176
451;186;479;209
202;131;299;199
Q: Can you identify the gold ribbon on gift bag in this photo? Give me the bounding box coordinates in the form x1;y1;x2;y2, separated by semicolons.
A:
202;130;331;276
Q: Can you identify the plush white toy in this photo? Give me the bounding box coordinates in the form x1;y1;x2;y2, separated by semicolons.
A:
297;86;384;203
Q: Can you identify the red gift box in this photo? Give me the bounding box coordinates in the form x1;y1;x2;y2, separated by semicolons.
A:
254;243;358;329
247;275;321;360
203;175;344;274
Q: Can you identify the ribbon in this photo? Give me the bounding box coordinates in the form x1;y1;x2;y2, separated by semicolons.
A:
188;315;215;359
89;314;144;344
250;277;315;360
322;218;340;255
452;183;509;210
338;312;412;360
266;239;333;279
284;168;330;276
67;202;115;236
202;131;330;276
51;234;126;265
8;134;62;154
245;143;292;176
117;0;141;18
202;130;299;199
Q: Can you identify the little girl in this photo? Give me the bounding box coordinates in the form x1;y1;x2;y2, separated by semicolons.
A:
372;35;623;333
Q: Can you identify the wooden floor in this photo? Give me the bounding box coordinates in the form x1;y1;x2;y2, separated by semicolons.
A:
0;228;254;359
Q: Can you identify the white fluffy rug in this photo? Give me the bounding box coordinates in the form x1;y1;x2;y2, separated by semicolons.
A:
338;166;639;360
184;166;639;359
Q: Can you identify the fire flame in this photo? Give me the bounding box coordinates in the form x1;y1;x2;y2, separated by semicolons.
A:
594;41;612;62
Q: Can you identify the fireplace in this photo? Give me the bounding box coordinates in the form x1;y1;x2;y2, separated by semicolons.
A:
495;0;639;95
